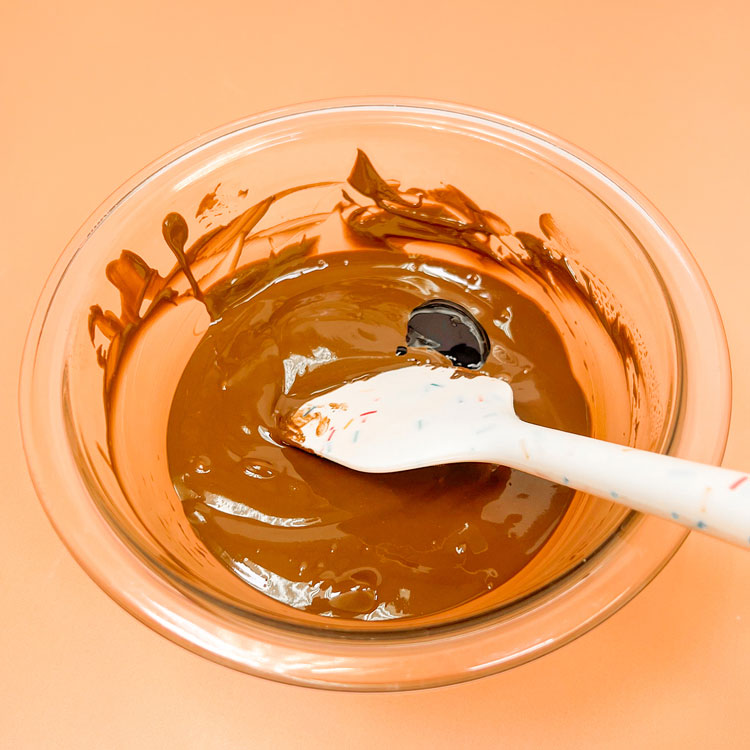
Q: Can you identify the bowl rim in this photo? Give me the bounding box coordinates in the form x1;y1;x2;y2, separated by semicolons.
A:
19;97;732;691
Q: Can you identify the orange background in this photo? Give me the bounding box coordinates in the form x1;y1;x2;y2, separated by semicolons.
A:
2;1;749;747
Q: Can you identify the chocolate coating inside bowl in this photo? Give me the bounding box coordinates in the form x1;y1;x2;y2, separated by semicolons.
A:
89;150;647;621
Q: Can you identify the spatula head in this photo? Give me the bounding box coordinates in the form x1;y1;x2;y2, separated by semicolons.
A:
282;365;517;472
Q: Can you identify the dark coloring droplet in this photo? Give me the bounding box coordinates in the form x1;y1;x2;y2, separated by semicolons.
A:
395;346;407;356
405;299;490;369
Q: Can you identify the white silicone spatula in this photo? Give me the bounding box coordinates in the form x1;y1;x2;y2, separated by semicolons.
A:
285;365;750;548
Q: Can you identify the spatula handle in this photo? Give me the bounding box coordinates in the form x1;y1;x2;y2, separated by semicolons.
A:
488;421;750;548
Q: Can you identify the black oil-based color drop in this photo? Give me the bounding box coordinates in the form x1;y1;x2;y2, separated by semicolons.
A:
404;299;490;369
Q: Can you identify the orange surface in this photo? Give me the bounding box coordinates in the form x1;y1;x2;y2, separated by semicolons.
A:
2;0;749;746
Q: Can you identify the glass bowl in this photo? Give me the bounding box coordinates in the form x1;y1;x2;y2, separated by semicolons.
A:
20;99;731;691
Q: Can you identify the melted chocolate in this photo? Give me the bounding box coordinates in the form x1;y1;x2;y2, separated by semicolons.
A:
88;150;639;621
167;248;589;619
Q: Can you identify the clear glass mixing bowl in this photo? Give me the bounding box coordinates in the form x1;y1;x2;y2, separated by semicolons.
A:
20;99;731;690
